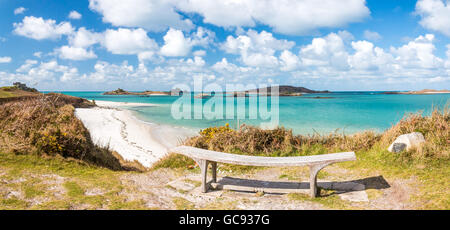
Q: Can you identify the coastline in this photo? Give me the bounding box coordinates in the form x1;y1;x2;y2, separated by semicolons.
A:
75;100;196;168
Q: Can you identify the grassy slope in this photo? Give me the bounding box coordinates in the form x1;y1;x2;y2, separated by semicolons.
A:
0;86;39;98
0;151;149;210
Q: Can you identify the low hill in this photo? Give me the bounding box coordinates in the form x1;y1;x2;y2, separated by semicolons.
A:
245;85;330;96
0;86;39;99
103;88;170;96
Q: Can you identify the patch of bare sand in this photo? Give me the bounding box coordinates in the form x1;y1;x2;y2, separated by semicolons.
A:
364;177;417;210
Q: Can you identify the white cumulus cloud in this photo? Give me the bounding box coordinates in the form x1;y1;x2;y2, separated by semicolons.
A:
89;0;194;32
363;30;382;41
68;11;82;20
87;0;369;35
222;29;294;67
390;34;443;69
177;0;370;35
160;28;192;57
56;46;97;60
280;50;300;71
102;28;158;55
348;40;392;71
0;56;12;63
17;59;38;72
299;32;349;69
13;16;74;40
14;7;26;15
415;0;450;37
69;27;102;48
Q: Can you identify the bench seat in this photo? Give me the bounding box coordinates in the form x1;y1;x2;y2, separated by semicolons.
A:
170;145;356;197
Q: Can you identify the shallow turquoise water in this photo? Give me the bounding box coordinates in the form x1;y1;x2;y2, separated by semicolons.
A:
57;91;450;135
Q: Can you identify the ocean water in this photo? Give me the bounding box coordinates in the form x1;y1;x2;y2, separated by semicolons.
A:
58;91;450;135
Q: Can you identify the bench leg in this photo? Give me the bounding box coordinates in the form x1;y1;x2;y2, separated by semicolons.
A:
211;162;217;183
309;164;329;198
195;159;209;193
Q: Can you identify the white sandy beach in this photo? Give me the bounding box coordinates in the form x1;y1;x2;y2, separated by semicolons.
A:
75;100;196;168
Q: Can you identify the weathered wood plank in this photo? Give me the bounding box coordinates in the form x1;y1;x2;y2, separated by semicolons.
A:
170;145;356;167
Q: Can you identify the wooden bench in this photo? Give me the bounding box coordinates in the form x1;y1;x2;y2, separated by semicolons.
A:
170;146;356;197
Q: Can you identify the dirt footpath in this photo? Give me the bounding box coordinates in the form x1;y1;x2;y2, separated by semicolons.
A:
118;165;416;210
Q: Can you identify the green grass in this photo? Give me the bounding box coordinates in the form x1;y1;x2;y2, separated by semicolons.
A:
340;144;450;209
64;181;84;197
0;86;37;98
0;91;15;98
172;197;195;210
0;151;148;210
287;191;354;210
152;153;195;170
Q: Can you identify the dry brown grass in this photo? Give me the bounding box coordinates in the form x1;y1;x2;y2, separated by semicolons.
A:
186;124;380;157
0;93;143;171
380;106;449;159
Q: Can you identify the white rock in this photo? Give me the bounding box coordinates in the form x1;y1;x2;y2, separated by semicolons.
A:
338;191;369;202
168;180;197;191
388;132;425;153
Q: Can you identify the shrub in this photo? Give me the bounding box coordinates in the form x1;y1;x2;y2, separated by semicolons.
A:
187;124;297;156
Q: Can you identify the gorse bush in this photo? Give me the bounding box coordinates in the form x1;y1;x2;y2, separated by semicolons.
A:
199;123;234;143
187;125;296;156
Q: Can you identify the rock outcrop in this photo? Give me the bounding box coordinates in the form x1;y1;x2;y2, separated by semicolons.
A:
388;132;425;153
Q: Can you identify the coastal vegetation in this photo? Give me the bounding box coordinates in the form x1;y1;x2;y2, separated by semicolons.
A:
159;107;449;209
0;85;448;209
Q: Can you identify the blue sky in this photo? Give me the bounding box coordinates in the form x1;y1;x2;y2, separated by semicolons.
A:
0;0;449;91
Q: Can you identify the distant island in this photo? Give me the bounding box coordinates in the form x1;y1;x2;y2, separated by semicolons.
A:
105;86;330;97
382;89;450;95
230;85;330;97
103;88;171;96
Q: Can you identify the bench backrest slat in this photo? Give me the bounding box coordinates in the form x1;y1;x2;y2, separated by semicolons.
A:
170;146;356;167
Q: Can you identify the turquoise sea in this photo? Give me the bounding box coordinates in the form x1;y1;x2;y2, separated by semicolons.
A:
58;91;450;135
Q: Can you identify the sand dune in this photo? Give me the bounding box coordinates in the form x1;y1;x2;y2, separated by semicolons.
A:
75;101;196;168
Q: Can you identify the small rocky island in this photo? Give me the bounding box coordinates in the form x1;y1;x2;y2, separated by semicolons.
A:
382;89;450;95
103;88;171;96
229;85;330;97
